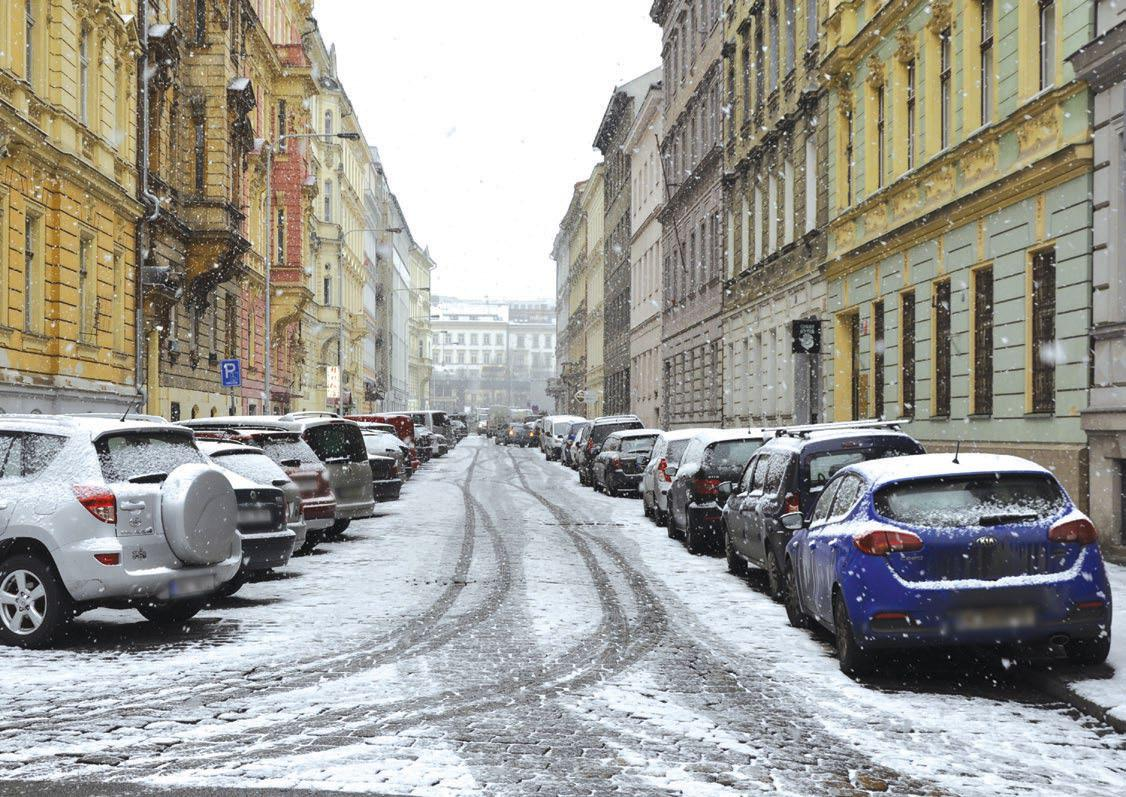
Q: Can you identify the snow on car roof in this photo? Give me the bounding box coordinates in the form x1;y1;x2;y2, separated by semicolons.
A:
607;428;661;439
659;427;714;442
0;414;188;439
848;453;1052;487
691;428;770;446
196;440;264;457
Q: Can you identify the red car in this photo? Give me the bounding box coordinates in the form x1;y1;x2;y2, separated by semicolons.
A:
347;414;420;471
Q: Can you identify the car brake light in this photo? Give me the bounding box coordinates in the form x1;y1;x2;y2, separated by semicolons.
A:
94;552;120;566
610;455;622;470
783;492;800;514
73;485;117;524
872;611;908;621
854;529;923;556
658;458;671;482
1048;517;1098;545
692;478;720;497
1076;600;1105;611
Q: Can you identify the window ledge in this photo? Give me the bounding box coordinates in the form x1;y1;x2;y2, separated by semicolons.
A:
1024;411;1056;420
967;413;993;420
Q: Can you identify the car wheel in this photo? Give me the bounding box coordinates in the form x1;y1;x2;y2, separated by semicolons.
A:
217;573;247;598
138;599;206;625
766;548;784;602
0;554;73;649
784;562;812;630
833;591;876;677
666;507;681;540
1066;633;1111;666
325;518;351;539
685;517;705;555
725;531;747;577
643;493;653;518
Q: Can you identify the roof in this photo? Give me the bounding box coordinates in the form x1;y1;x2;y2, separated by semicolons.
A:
847;453;1052;488
658;427;713;442
763;428;918;451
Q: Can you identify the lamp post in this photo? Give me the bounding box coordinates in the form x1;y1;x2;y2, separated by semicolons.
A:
263;130;360;414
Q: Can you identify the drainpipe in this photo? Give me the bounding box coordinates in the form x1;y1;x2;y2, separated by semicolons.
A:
136;6;163;414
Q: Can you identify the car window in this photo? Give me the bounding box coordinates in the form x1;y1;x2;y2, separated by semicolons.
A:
803;438;924;490
680;440;702;464
214;452;288;484
763;453;789;496
592;421;642;443
705;440;762;472
0;432;67;481
874;474;1066;527
828;475;864;521
749;456;769;494
810;479;842;525
257;436;321;466
738;457;757;491
96;432;208;483
304;423;367;463
622;436;657;454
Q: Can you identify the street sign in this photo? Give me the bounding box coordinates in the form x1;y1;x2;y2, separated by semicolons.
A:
326;366;341;400
791;319;821;355
220;359;242;388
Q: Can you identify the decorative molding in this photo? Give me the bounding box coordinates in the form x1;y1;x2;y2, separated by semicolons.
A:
0;132;10;161
866;56;885;89
963;143;997;183
895;28;916;64
1016;109;1059;156
927;1;953;34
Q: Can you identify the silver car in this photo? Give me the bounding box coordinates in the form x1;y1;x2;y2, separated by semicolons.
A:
641;429;714;525
0;416;241;648
183;414;376;536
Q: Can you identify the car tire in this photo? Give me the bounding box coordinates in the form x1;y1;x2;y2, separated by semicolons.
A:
685;517;705;555
784;562;812;630
666;507;682;541
766;548;784;602
138;599;206;625
834;592;876;677
1066;633;1111;666
0;554;73;649
325;518;351;539
725;531;747;577
217;573;247;598
643;493;653;518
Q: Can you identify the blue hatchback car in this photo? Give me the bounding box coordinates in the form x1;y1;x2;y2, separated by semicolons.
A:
784;453;1113;676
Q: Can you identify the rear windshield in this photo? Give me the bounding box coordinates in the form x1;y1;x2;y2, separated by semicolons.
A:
256;437;321;467
704;440;762;472
304;424;367;463
96;432;207;483
214;452;287;485
592;421;642;443
363;433;401;453
553;421;573;435
667;439;691;463
0;432;66;481
804;440;923;491
622;436;658;454
874;474;1066;528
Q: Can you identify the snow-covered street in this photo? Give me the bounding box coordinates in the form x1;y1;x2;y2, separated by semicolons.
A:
1;437;1123;796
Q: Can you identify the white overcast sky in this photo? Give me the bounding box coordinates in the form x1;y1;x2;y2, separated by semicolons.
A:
314;1;661;302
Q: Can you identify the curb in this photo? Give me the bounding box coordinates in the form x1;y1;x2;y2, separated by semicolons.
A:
1020;668;1126;733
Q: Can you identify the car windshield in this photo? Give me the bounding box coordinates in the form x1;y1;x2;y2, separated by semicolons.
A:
666;439;691;463
304;424;366;463
804;440;923;491
874;474;1067;527
704;440;762;470
214;452;288;485
553;421;573;435
621;436;657;454
96;432;208;483
592;422;641;443
256;436;322;467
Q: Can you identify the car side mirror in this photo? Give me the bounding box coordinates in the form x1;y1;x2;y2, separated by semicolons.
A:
781;511;804;531
716;481;734;504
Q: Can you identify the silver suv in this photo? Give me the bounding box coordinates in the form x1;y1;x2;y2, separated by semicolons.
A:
0;416;241;648
183;414;375;536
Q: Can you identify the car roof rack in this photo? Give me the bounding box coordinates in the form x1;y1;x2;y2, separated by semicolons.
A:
761;418;910;439
281;411;340;420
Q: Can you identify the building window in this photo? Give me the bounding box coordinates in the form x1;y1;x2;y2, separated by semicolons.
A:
741;32;752;121
79;27;91;124
25;0;35;83
323;180;333;222
1031;247;1056;413
939;27;952;150
873;301;885;419
843;107;854;206
906;59;916;170
754;20;764;109
195;0;207;41
876;85;886;188
112;249;126;351
1039;0;1055;90
806;0;817;47
753;183;763;262
805;133;816;232
323;275;332;306
933;280;951;417
78;235;96;344
768;171;778;253
847;313;861;421
784;1;796;75
768;4;779;91
23;212;41;334
276;99;287;146
901;291;916;417
324;110;334;136
783;159;794;245
194;118;206;191
981;0;994;124
973;266;994;415
276;208;286;265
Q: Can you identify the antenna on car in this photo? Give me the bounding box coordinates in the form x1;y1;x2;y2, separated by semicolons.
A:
120;394;143;422
953;440;961;465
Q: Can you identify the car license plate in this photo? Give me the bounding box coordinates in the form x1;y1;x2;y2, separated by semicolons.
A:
240;509;274;525
954;606;1036;632
167;575;213;598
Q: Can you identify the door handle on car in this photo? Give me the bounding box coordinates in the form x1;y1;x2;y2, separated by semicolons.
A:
808;542;817;550
119;501;146;511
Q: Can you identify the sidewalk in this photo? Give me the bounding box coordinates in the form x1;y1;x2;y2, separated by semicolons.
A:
1025;561;1126;731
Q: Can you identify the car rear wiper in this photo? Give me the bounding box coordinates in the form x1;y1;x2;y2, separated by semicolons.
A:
128;472;169;484
978;512;1039;526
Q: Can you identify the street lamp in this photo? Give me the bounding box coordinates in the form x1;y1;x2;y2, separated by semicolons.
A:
263;130;361;413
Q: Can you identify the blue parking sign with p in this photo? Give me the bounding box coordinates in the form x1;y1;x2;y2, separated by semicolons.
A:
220;359;242;388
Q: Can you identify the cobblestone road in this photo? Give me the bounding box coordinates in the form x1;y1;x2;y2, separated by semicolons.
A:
1;438;1123;796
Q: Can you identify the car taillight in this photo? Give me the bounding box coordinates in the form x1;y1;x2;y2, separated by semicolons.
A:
93;552;120;566
854;529;924;556
74;485;117;524
1048;517;1098;545
783;492;800;514
658;458;671;481
610;455;622;470
692;478;720;498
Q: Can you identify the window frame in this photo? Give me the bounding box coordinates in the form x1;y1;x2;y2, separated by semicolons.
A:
900;290;916;418
971;264;994;416
933;279;952;417
939;27;952;150
1030;246;1056;414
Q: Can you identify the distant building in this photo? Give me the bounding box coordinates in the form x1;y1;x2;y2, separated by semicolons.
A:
430;299;557;414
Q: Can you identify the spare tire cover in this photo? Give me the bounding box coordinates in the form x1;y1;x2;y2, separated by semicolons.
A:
161;464;239;566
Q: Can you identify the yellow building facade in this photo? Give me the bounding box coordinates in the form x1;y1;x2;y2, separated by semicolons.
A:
582;164;606;418
0;0;141;413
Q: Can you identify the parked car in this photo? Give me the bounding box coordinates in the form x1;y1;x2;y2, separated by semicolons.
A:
196;439;306;554
666;430;765;555
592;429;661;497
525;421;541;449
183;415;375;537
721;423;925;598
394;411;451;443
503;423;531;447
641;428;713;525
347;414;421;473
414;427;434;462
366;452;403;502
449;419;468;443
564;422;592;468
0;416;242;647
433;432;450;458
578;415;644;486
360;428;414;480
543;416;585;461
784;453;1113;676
